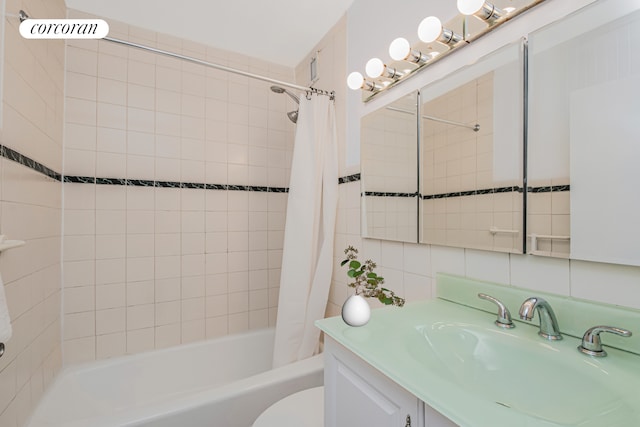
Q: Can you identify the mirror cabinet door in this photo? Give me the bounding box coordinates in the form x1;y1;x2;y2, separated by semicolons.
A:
527;1;640;265
420;41;524;253
361;92;419;243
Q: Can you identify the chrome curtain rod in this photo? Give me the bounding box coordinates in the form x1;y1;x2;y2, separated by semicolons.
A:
16;10;334;99
104;37;335;99
386;106;480;132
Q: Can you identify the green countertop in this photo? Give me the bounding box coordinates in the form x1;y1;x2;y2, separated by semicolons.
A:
316;289;640;427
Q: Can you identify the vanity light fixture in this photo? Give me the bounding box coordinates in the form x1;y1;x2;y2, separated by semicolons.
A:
388;37;432;64
417;16;464;47
365;58;404;80
347;71;382;91
457;0;506;23
347;0;545;100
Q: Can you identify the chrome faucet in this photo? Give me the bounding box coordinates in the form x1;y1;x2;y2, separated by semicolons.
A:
519;297;562;340
578;325;632;357
478;293;514;329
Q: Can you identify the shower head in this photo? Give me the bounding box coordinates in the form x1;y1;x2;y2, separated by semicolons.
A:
271;86;300;124
270;85;300;104
287;110;299;124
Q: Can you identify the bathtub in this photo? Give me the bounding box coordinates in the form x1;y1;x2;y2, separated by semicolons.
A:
27;328;324;427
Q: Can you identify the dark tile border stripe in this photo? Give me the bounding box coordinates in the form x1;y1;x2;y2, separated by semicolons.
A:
362;185;569;200
129;179;155;187
181;182;205;189
339;173;361;184
63;176;94;184
0;146;293;193
97;178;127;186
339;174;570;200
61;174;360;193
156;180;181;188
1;145;62;181
0;146;425;196
364;191;419;198
422;186;524;200
528;185;571;193
419;185;569;200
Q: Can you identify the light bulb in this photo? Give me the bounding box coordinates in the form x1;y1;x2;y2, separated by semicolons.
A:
389;38;411;61
365;58;385;78
418;16;443;43
457;0;486;15
457;0;505;22
347;71;365;90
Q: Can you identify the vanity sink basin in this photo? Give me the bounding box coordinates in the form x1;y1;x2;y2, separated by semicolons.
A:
413;321;640;426
317;276;640;427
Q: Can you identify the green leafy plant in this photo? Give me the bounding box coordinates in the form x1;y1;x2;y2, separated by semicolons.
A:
340;246;405;307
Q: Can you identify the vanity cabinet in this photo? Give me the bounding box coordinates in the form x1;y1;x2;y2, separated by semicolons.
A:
324;337;458;427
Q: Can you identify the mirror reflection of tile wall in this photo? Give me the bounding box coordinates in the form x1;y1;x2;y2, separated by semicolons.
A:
420;41;523;253
361;93;418;242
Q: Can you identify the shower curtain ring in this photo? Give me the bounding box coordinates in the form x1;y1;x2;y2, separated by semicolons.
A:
306;91;313;100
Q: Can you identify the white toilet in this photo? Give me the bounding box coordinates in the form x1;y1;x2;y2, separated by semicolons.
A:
252;386;324;427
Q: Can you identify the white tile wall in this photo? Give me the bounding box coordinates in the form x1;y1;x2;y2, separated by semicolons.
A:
62;12;296;363
0;0;66;424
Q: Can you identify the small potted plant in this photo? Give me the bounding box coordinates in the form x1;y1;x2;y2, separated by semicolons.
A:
340;246;405;326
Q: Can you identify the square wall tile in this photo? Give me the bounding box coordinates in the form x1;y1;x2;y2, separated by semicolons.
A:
155;301;181;325
126;328;154;353
64;286;95;314
96;308;126;335
96;283;126;310
464;249;510;285
96;234;127;260
509;254;570;295
127;304;155;330
430;245;466;278
155;324;181;349
64;312;95;340
63;337;95;365
96;332;126;359
570;261;640;309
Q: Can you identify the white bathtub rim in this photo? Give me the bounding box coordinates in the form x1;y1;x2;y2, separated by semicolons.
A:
27;345;323;427
59;327;276;378
49;353;323;427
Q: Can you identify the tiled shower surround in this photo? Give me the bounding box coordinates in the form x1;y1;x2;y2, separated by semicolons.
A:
62;12;297;363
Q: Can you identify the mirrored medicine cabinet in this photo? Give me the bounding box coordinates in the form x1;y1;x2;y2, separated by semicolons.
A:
360;0;640;266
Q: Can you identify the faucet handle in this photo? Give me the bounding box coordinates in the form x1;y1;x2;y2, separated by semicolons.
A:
478;293;514;329
578;325;632;357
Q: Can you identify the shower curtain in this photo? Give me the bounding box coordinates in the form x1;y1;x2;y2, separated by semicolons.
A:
272;93;338;368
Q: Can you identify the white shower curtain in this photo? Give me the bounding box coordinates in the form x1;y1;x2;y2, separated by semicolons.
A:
272;93;338;368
